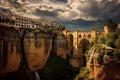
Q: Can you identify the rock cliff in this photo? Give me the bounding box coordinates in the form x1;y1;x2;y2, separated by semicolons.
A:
86;44;120;80
0;26;53;76
55;34;68;59
0;25;68;78
24;31;52;71
0;26;21;76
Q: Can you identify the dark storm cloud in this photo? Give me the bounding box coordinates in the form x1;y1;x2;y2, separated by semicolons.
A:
35;9;58;17
67;0;120;21
78;0;99;17
0;7;12;14
1;0;120;21
99;0;120;19
24;0;42;3
51;0;67;3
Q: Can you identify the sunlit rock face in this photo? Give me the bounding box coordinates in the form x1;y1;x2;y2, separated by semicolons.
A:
87;44;120;80
24;32;52;71
55;34;68;59
0;26;21;76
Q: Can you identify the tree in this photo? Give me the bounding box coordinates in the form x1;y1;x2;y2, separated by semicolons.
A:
93;37;98;43
107;19;117;32
38;55;74;80
115;28;120;35
97;35;106;44
115;37;120;49
105;32;119;48
106;32;118;40
105;39;115;48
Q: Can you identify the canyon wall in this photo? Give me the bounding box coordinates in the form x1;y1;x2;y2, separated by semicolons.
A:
24;32;52;71
87;44;120;80
55;34;68;59
0;26;21;76
0;26;53;76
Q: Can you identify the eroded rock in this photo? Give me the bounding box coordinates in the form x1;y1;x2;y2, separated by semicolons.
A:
24;32;52;71
0;27;21;76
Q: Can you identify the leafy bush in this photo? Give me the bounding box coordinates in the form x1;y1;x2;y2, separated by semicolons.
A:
113;50;120;59
38;54;76;80
115;37;120;48
105;49;114;56
74;67;93;80
93;37;98;43
97;35;106;44
107;19;117;32
106;32;118;40
105;39;115;48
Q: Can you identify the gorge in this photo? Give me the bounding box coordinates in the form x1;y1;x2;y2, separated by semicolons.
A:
0;13;120;80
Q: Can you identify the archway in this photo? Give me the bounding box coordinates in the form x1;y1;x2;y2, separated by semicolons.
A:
78;39;90;67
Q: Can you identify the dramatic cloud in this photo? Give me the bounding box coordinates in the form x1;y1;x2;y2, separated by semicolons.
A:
0;0;120;30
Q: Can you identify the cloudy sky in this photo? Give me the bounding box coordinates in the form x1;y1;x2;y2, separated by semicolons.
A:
0;0;120;30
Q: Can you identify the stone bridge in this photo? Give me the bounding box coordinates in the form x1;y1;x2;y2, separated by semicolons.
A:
63;30;104;67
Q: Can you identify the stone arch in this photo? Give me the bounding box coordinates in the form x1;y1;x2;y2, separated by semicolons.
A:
83;34;85;37
88;34;91;38
79;34;82;38
78;39;90;66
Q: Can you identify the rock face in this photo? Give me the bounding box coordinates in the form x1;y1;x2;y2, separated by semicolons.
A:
24;32;52;71
86;44;120;80
55;35;68;59
66;34;73;56
0;25;69;77
0;26;53;76
0;26;21;76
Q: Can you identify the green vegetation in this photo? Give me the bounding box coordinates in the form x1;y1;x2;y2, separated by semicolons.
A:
86;43;120;65
107;19;117;32
38;54;78;80
74;67;94;80
93;19;120;48
115;37;120;48
97;35;106;44
93;33;120;48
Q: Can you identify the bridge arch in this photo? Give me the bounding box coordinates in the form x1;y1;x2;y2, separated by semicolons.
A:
78;39;90;66
79;34;82;38
88;34;91;38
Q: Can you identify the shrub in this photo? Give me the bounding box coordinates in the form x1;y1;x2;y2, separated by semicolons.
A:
93;37;98;43
105;49;114;56
113;50;120;59
105;39;115;48
97;35;106;44
74;67;90;80
115;37;120;48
